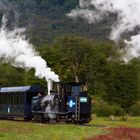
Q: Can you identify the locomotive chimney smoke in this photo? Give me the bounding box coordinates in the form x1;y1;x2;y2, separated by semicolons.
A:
0;15;59;88
47;79;53;95
69;0;140;61
79;0;91;8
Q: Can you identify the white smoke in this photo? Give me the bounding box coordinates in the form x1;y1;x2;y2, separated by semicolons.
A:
68;0;140;61
0;16;59;85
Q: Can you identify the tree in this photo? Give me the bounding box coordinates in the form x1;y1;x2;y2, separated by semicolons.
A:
128;58;140;100
51;35;95;82
0;63;25;87
103;63;138;110
0;60;47;89
86;41;121;95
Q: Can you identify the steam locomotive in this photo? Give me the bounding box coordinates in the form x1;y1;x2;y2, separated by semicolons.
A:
0;82;91;123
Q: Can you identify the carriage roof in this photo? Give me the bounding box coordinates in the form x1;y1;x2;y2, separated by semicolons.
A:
0;86;44;93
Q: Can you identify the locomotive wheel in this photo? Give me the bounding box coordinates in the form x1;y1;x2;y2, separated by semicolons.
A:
24;117;31;122
38;114;44;122
33;113;39;122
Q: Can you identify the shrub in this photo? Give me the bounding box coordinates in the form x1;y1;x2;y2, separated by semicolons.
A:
114;105;126;116
93;103;125;117
130;103;140;116
120;116;128;121
93;104;114;117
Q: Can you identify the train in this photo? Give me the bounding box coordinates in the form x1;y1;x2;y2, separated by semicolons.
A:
0;82;92;123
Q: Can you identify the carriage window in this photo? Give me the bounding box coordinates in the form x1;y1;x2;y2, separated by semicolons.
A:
13;93;19;104
19;93;24;104
6;93;9;104
3;93;5;104
9;93;13;104
10;93;13;104
13;93;16;104
7;93;10;104
1;93;3;104
3;93;6;104
17;93;20;104
0;94;2;104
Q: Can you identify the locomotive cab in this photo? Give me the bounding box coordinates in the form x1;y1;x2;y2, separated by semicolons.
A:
51;82;92;123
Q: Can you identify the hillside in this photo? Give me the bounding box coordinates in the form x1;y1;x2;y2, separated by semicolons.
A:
0;0;114;46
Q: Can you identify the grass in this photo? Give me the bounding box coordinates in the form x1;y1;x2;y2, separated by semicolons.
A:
0;117;139;140
0;120;103;140
90;116;140;128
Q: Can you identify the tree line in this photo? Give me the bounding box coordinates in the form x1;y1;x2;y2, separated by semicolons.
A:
0;35;140;112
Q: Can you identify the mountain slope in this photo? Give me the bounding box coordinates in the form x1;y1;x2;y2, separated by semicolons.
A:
0;0;113;46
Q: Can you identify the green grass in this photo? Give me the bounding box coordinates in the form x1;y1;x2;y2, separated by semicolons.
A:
0;117;139;140
0;120;103;140
90;116;140;128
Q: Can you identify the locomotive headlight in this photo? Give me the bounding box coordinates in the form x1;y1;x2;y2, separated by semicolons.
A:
80;97;87;103
68;100;76;108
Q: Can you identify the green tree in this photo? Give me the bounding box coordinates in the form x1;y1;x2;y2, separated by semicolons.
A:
104;63;138;110
0;63;25;86
86;41;120;95
128;58;140;100
0;61;47;89
52;35;95;82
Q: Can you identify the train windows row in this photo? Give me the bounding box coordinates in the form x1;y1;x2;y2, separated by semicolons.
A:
0;92;24;105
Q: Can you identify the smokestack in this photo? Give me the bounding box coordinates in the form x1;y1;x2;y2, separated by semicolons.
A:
47;79;53;95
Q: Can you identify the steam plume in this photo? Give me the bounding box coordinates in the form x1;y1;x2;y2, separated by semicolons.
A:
68;0;140;61
0;16;59;84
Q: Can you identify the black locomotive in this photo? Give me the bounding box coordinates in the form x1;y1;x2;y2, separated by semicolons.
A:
0;82;91;123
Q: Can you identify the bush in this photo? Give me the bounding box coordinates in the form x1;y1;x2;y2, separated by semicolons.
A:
130;103;140;116
114;105;126;116
93;103;125;117
120;116;128;121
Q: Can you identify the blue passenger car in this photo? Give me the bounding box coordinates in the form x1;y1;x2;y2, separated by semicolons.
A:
0;86;44;120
